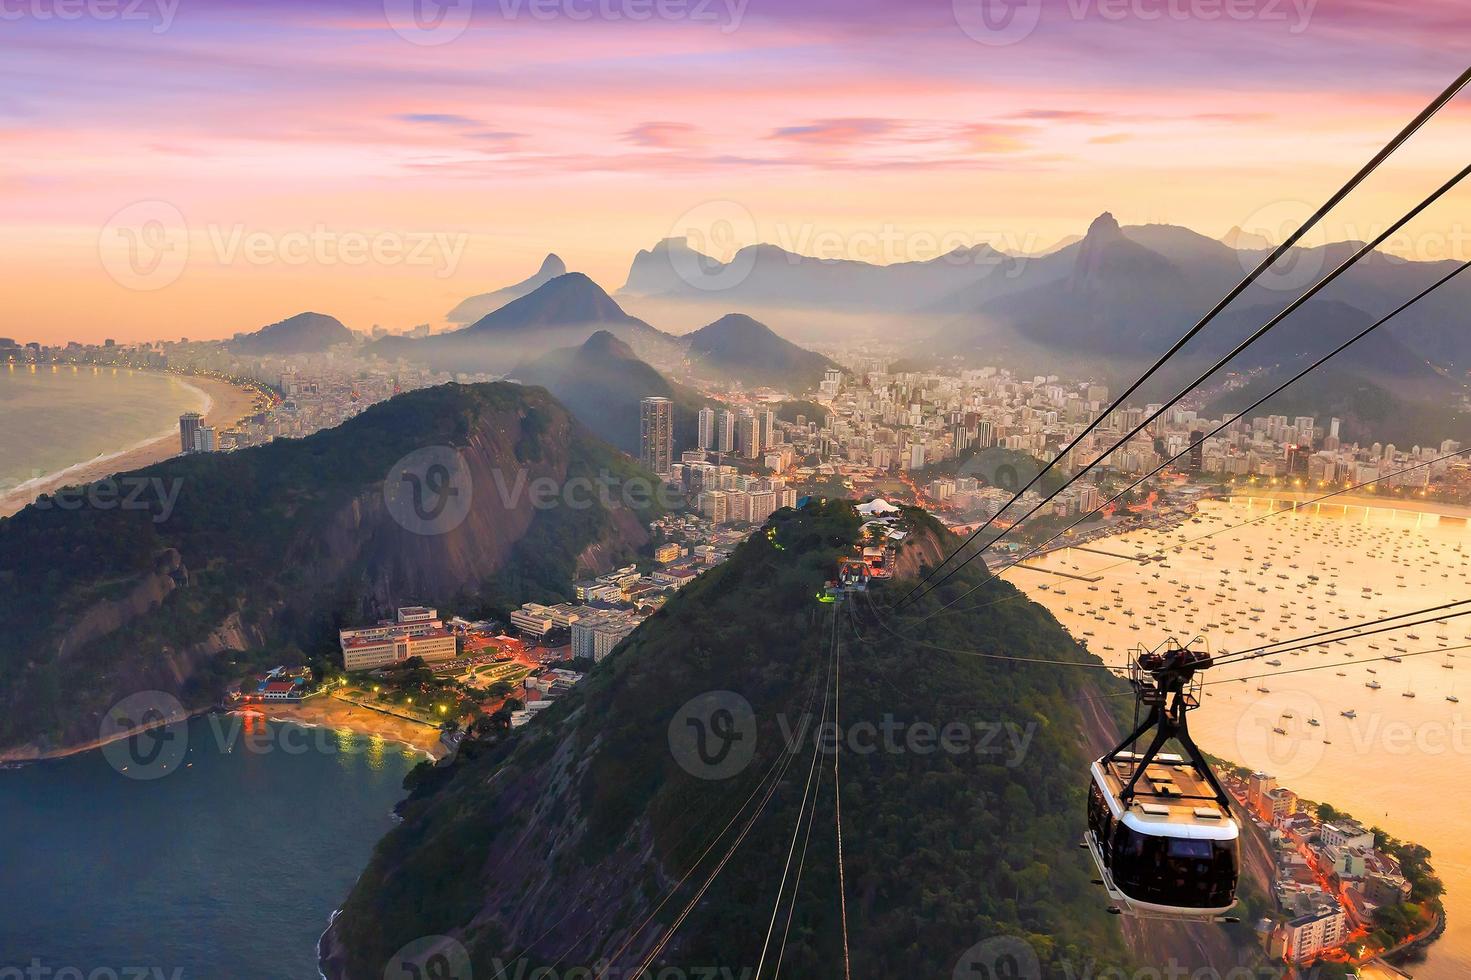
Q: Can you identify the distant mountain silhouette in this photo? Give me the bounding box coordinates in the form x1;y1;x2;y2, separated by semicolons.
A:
621;236;1015;311
683;313;839;391
1220;226;1273;251
230;312;352;356
617;217;1471;379
512;330;721;455
374;273;678;373
446;253;567;324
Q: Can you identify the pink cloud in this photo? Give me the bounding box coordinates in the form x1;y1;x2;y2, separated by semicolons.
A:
622;122;701;148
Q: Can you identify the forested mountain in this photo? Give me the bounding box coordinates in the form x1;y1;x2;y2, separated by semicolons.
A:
318;501;1246;978
683;313;839;391
229;311;353;355
446;253;567;325
0;383;657;757
373;274;681;374
512;331;724;456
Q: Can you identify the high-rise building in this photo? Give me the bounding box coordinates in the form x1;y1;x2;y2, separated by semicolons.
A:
1188;430;1205;473
716;410;736;454
179;412;203;454
697;407;716;450
737;411;762;459
760;410;777;450
640;397;674;474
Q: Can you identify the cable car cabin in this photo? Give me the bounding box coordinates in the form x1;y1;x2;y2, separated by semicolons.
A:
1086;751;1239;919
837;558;870;592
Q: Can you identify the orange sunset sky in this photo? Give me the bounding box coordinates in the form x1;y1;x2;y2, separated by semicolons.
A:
3;0;1469;343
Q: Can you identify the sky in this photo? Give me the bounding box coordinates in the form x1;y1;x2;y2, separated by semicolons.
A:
3;0;1470;344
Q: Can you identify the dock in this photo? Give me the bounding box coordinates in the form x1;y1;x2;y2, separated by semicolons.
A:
1004;563;1103;583
1069;545;1152;562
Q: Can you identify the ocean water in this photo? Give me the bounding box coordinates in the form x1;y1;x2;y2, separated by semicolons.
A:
0;715;419;978
0;364;208;495
1021;498;1471;977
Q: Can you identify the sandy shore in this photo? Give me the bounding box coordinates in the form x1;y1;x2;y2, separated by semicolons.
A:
0;373;263;519
243;695;446;760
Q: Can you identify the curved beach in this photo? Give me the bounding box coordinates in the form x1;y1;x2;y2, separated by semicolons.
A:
0;372;261;519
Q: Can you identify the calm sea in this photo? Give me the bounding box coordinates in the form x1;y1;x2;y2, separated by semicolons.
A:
1023;498;1471;978
0;364;208;495
0;715;418;979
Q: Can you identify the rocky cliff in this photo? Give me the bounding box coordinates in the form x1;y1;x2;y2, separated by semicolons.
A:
0;383;655;757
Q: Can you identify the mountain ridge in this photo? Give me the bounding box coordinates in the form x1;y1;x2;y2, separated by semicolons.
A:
683;312;839;391
230;311;353;356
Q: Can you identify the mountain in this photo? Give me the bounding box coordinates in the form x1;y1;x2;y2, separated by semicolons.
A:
373;273;679;374
933;213;1209;365
445;253;568;325
318;501;1179;977
683;313;839;391
0;383;658;757
621;236;1015;311
229;312;353;356
512;331;723;456
1221;226;1273;251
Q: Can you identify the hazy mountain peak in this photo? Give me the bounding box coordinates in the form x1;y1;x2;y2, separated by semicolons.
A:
702;312;772;336
231;311;352;355
1085;211;1123;239
578;329;637;360
1221;225;1273;250
464;272;629;333
446;252;572;324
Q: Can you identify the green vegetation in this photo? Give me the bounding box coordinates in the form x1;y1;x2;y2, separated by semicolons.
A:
514;330;725;456
326;501;1134;978
774;399;829;427
919;445;1069;497
0;382;656;751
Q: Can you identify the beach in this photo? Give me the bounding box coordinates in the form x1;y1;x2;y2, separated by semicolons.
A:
239;694;447;760
0;371;262;519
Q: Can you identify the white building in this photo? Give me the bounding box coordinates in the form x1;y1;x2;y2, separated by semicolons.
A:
1283;907;1347;964
571;610;638;662
338;606;458;671
510;602;581;637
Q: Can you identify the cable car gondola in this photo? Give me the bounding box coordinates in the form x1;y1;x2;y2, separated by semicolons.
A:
1084;641;1240;920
